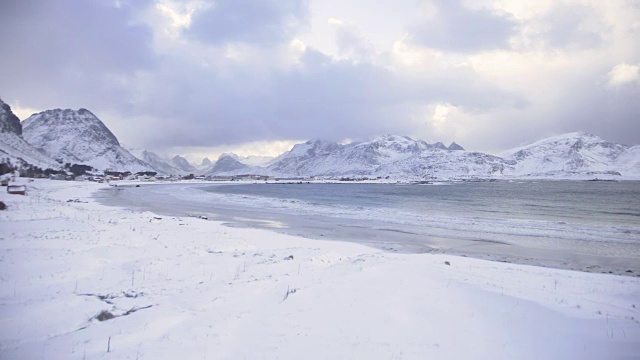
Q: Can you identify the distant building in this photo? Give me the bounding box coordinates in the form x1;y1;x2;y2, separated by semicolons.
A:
207;176;234;181
233;174;273;181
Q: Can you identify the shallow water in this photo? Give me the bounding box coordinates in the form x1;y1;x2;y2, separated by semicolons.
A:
96;181;640;275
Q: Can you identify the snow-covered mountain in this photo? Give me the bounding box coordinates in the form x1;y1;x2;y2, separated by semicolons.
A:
500;132;636;178
126;148;180;175
0;99;61;170
194;157;214;173
262;133;639;180
126;147;200;175
267;139;344;176
207;154;250;175
170;155;197;174
22;108;151;173
214;153;275;167
4;102;638;180
267;135;491;179
613;146;640;178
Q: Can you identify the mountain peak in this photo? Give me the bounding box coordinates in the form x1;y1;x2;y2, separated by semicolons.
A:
171;155;196;173
208;154;248;175
23;108;120;147
0;98;61;170
432;142;448;150
448;142;464;151
305;138;336;146
21;108;150;172
0;98;22;136
219;152;240;161
368;135;414;145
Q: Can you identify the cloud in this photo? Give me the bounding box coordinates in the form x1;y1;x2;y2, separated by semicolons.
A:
185;0;309;46
332;22;376;62
608;63;640;87
0;0;638;159
116;39;526;153
0;0;155;110
408;0;518;52
526;3;609;50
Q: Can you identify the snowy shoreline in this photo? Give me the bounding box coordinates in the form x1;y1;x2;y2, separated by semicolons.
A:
1;179;639;359
98;180;640;277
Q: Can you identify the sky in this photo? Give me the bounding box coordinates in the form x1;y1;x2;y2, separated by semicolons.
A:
0;0;639;162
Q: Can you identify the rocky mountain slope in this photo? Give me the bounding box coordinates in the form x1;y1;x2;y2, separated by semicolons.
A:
22;108;150;173
0;99;60;171
0;99;22;135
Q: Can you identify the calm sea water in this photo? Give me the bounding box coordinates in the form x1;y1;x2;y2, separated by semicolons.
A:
203;181;640;228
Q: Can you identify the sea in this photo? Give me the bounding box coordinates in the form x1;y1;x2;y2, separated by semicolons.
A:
98;180;640;275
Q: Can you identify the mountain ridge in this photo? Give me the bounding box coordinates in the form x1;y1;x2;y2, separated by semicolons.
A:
1;100;638;179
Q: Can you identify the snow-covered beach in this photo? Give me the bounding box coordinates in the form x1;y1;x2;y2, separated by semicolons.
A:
99;180;640;276
1;179;639;359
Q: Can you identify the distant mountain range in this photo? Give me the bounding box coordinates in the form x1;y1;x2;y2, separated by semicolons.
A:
1;99;638;179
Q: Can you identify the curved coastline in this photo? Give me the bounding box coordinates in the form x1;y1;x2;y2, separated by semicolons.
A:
94;181;640;276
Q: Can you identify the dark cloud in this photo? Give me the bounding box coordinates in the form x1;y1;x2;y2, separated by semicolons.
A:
186;0;309;46
451;63;640;153
0;0;154;111
554;75;640;146
408;0;518;52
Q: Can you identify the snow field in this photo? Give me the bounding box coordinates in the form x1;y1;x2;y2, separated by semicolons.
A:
0;180;639;359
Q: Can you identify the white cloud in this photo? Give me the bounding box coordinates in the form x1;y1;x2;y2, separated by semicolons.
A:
391;34;441;67
156;3;192;29
425;103;469;141
327;17;343;26
431;103;450;129
608;63;640;87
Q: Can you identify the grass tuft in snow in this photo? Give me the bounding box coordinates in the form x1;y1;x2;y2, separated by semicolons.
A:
95;310;115;322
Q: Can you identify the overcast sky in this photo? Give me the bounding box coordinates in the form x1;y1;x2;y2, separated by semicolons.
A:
1;0;638;161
